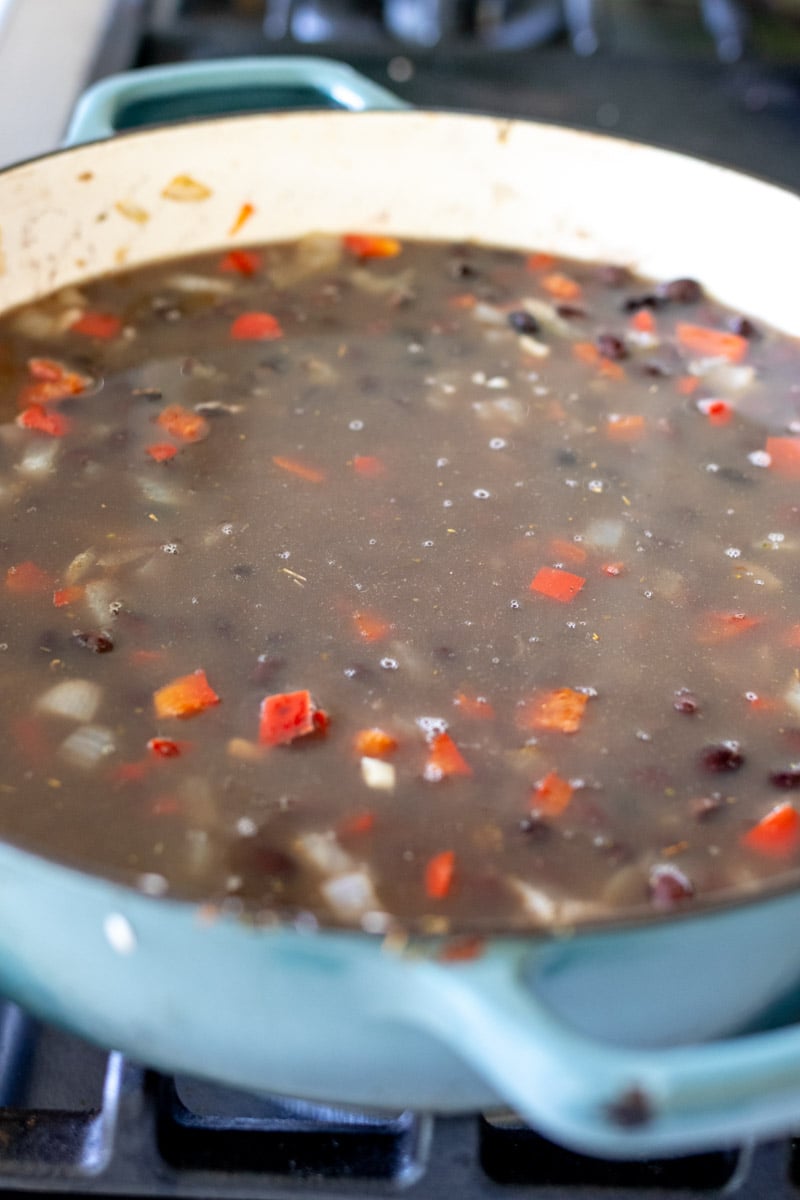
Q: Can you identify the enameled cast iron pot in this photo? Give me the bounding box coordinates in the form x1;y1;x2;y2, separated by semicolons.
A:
1;57;800;1159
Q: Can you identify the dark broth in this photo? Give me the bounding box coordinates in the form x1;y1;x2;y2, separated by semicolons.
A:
1;235;799;933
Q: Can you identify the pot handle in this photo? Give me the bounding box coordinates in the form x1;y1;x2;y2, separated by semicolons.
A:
65;57;409;146
396;943;800;1158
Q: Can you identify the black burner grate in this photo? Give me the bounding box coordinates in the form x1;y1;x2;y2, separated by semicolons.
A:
0;1001;798;1199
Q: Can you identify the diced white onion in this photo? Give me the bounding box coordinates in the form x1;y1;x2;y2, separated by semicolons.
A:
349;267;415;296
294;830;354;875
83;579;117;625
59;723;115;769
166;272;233;295
786;678;800;718
16;439;59;476
139;475;181;506
65;549;96;585
520;297;574;337
508;877;603;925
321;868;381;921
472;302;507;326
472;397;527;427
38;678;102;722
518;335;551;359
695;360;756;392
270;234;342;289
584;518;624;549
360;757;396;791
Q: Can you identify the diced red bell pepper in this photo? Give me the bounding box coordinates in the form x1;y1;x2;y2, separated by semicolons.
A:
517;688;589;735
532;770;573;817
17;404;70;436
353;610;390;643
424;732;472;781
453;692;495;720
6;561;52;593
675;322;748;364
272;455;325;483
742;802;800;858
145;442;179;463
156;405;209;443
230;311;283;340
219;249;261;276
153;669;221;719
70;311;122;340
352;455;386;478
53;585;84;608
259;690;328;746
147;737;183;758
697;611;761;645
425;850;456;899
766;437;800;478
530;565;586;603
343;234;401;260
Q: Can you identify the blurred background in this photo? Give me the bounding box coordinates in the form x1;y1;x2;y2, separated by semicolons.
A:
0;0;797;183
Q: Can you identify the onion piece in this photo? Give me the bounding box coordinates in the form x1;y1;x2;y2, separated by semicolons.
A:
83;579;117;625
321;868;381;922
166;273;233;296
349;266;415;296
294;831;354;875
584;518;624;550
471;301;507;327
472;396;527;427
360;757;396;791
519;297;574;338
508;877;604;925
16;440;59;477
37;678;102;723
270;234;342;289
59;724;115;769
785;678;800;719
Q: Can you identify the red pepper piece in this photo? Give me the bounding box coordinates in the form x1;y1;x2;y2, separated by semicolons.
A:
453;692;495;720
425;850;456;899
230;311;283;340
697;611;761;645
53;585;84;608
530;565;586;603
6;561;52;593
153;669;221;719
517;688;589;735
766;436;800;478
742;802;800;858
532;770;574;817
156;405;209;444
343;234;401;260
338;810;376;837
676;322;748;364
219;249;261;276
17;404;70;437
259;690;327;746
70;311;122;340
145;443;179;463
352;455;386;478
424;732;472;781
353;610;390;643
147;737;183;758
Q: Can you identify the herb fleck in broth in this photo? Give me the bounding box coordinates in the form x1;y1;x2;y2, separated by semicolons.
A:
1;234;799;932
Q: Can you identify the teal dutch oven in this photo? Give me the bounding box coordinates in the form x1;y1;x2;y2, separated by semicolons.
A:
0;55;798;1159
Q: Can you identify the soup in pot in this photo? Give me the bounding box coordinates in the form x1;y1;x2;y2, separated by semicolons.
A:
1;234;799;933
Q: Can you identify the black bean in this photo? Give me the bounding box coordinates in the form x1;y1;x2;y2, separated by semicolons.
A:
131;387;163;401
728;315;760;339
555;304;586;319
642;360;672;378
229;841;296;878
556;449;579;466
597;264;631;289
700;742;745;773
622;294;664;313
519;815;552;841
507;310;540;336
232;563;254;580
449;258;477;279
657;277;704;304
596;333;629;361
72;631;114;654
714;465;756;487
769;768;800;789
673;688;699;714
648;863;694;909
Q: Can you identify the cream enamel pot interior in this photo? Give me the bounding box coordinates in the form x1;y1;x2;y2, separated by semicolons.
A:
0;57;800;1160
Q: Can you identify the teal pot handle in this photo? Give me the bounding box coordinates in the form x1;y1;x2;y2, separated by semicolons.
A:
65;56;409;146
389;895;800;1157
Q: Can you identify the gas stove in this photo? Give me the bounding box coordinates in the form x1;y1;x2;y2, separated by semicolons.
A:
1;1;800;1196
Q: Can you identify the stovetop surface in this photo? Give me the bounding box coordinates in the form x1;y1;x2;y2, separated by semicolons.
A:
0;997;799;1200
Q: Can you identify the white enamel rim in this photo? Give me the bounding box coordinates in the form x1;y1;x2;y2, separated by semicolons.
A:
0;110;797;335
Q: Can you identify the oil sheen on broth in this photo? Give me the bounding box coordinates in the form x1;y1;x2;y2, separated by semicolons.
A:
1;234;799;934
